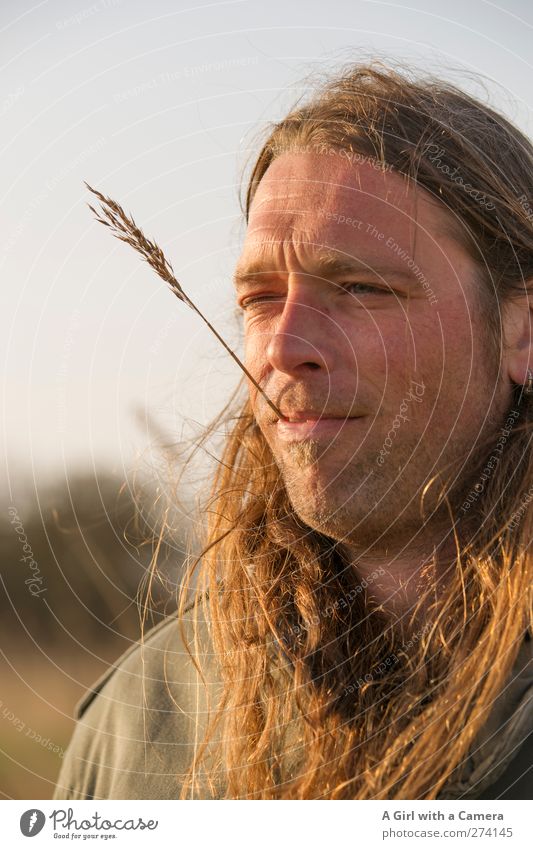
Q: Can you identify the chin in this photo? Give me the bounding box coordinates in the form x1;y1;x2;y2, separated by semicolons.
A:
282;468;406;548
284;478;363;538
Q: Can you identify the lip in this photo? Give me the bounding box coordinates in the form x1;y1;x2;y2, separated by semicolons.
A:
276;415;362;441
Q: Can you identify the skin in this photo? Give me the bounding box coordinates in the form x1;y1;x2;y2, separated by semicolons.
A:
234;151;531;620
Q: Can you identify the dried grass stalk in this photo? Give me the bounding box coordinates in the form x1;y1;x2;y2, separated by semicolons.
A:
85;183;281;419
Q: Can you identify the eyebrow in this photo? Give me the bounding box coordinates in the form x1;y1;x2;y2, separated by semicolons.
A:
233;249;416;290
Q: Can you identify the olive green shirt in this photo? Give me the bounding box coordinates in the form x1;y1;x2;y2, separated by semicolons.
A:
53;610;532;800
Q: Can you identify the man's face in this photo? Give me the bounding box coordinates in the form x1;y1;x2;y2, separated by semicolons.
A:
234;151;510;552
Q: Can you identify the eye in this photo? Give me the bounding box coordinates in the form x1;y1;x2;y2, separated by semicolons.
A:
239;295;284;310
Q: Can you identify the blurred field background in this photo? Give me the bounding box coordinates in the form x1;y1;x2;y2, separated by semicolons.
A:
0;412;206;799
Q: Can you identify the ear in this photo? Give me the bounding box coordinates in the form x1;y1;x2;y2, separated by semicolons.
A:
502;291;533;386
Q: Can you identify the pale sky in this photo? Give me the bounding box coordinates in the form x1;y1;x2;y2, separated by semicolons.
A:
1;0;532;498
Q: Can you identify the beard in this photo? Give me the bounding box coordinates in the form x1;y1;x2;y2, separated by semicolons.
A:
266;404;510;554
275;439;419;549
283;438;321;470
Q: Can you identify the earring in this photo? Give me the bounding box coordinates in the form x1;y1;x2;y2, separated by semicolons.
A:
525;369;533;395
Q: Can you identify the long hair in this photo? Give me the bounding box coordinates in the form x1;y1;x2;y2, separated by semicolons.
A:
150;60;533;799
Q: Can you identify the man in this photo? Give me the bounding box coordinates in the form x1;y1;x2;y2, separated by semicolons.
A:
54;61;533;800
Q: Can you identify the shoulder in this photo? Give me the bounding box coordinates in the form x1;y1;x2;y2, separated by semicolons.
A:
474;630;533;800
54;601;219;800
73;612;192;720
441;630;533;800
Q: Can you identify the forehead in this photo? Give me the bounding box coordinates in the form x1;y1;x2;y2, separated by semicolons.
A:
240;152;460;269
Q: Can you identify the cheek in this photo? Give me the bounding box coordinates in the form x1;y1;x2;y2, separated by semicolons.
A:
368;319;442;417
243;328;273;413
347;315;417;387
413;306;481;390
386;310;486;428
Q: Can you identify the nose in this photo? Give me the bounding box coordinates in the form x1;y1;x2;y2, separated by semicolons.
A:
265;287;336;376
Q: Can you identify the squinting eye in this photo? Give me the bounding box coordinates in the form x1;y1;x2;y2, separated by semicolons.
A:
344;282;389;296
239;295;283;310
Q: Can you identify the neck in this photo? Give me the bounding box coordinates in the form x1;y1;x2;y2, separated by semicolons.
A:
338;534;457;633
